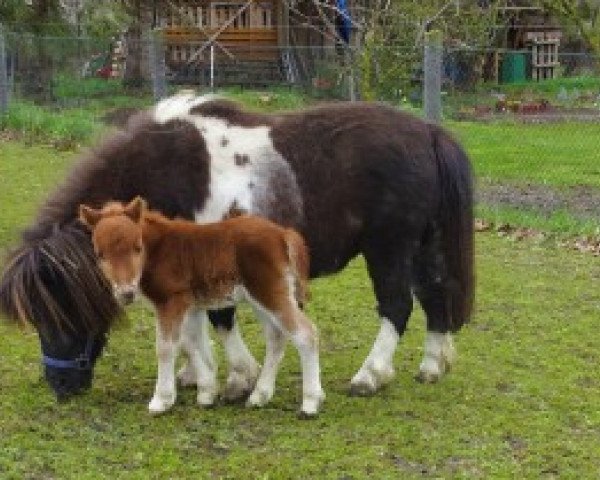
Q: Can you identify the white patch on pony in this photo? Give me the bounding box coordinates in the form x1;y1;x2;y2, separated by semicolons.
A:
152;94;302;224
350;317;399;395
153;93;218;124
417;331;455;383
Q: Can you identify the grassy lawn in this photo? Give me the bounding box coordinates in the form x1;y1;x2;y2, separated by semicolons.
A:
450;121;600;188
1;96;599;478
1;232;599;478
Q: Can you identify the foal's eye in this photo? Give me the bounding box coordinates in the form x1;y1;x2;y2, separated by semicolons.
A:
134;245;142;254
97;251;104;260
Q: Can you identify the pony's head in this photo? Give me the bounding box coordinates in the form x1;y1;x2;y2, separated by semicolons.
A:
79;197;147;306
0;225;120;401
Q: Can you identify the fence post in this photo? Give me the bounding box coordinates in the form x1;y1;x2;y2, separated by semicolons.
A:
0;24;9;115
149;29;167;101
423;29;443;123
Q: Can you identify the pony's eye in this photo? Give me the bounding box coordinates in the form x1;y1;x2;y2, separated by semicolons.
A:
134;245;142;254
97;251;104;260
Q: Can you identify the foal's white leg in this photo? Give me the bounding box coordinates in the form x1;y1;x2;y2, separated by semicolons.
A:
417;331;456;383
177;309;218;406
350;317;399;396
289;312;325;417
246;318;286;408
217;320;261;402
149;324;179;415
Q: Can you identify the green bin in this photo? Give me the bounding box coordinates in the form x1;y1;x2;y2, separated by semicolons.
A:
501;52;527;83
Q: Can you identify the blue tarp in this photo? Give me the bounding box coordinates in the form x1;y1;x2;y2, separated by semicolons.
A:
336;0;351;44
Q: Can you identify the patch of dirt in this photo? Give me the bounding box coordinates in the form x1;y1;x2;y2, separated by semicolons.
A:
477;182;600;221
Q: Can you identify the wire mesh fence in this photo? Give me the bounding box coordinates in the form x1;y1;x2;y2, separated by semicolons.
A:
0;28;599;235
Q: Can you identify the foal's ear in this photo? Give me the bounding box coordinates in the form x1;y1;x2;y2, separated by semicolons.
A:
78;205;102;229
124;196;147;223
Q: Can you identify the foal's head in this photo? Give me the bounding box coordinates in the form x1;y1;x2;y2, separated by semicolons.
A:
79;197;147;305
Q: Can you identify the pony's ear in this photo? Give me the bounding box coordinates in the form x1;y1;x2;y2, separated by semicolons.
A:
79;205;102;229
124;196;146;223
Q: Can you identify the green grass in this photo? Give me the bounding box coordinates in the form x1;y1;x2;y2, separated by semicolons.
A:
1;98;600;477
1;235;599;478
450;121;600;188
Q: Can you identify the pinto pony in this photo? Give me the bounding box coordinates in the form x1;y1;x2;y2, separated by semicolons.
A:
0;95;474;401
78;198;323;416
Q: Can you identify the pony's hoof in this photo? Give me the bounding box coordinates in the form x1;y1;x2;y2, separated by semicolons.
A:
298;391;325;418
417;353;452;384
221;371;256;403
349;364;393;396
177;366;197;388
148;395;175;415
246;388;273;408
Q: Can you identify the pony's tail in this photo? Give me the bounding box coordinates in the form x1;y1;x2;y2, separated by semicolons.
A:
0;225;121;333
284;228;310;309
431;126;475;331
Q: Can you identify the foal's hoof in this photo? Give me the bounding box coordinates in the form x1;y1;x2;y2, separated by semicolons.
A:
246;388;273;408
298;391;325;419
148;395;175;415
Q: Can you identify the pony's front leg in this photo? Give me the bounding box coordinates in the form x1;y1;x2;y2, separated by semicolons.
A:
149;300;188;415
178;309;218;406
209;308;260;402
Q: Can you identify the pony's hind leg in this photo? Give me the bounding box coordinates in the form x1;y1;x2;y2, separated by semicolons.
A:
288;309;324;417
350;241;415;396
412;239;456;383
209;308;260;402
246;313;287;409
177;309;218;406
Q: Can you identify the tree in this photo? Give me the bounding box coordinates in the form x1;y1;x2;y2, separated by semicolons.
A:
540;0;600;54
355;1;498;100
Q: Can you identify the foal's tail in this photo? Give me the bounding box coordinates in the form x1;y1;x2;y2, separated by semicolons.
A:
431;126;475;331
284;229;310;308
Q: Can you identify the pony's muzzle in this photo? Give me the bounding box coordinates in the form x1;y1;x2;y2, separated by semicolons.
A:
114;285;138;305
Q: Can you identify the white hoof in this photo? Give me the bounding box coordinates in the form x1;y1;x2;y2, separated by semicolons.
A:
417;332;456;383
246;387;273;408
177;363;197;387
349;362;395;396
299;390;325;418
148;394;175;415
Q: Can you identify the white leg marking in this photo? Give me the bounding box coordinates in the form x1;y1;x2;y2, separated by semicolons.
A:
418;331;456;383
350;317;399;396
149;324;179;415
290;321;325;417
177;309;218;406
246;318;286;409
218;321;261;402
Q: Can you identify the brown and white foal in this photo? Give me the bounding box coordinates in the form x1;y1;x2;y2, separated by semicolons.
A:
79;197;324;416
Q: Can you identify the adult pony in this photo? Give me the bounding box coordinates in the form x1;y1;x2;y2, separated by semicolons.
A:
0;94;474;401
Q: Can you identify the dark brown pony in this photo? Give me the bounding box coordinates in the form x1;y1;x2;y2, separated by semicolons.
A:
0;95;474;401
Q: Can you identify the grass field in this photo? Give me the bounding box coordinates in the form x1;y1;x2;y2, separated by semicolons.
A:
0;93;599;478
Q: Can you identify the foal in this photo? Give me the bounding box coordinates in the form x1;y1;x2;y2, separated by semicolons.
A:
78;197;324;416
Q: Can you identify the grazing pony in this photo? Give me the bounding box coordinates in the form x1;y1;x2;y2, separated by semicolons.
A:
78;197;323;416
0;95;474;401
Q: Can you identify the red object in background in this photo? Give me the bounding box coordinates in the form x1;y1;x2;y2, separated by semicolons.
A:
96;65;112;79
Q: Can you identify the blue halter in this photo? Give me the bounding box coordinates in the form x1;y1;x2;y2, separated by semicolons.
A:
42;336;94;370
